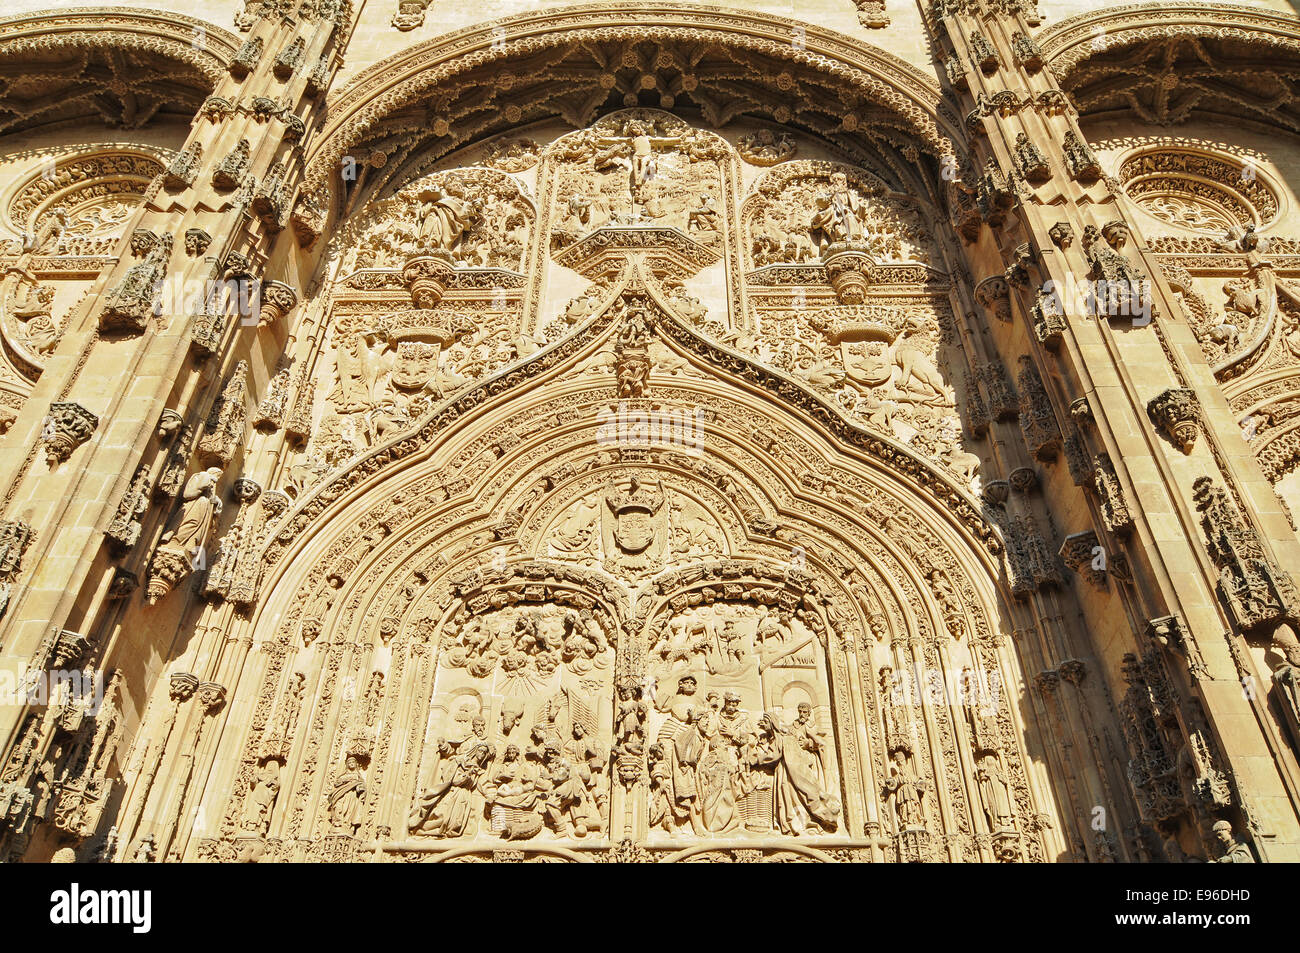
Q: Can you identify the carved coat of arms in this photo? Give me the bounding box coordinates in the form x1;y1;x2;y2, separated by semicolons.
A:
602;476;667;572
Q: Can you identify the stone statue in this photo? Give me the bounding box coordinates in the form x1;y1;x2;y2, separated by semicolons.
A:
326;755;366;834
976;754;1014;832
1212;820;1254;862
147;467;224;603
240;760;281;835
888;317;949;407
884;750;927;830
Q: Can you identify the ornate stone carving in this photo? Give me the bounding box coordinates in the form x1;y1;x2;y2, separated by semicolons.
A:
1147;388;1201;453
737;129;796;166
969;32;999;73
854;0;889;28
1048;221;1074;249
1093;453;1133;535
273;37;305;79
184;228;212;257
100;234;173;334
231;37;263;78
146;467;223;604
1013;133;1050;184
0;519;33;620
105;466;152;555
1031;289;1066;347
213;140;251;192
1193;477;1299;634
1012;31;1043;72
976;275;1012;323
258;281;298;326
1017;357;1061;462
164;143;202;191
1062;131;1101;183
198;362;249;467
42;402;98;466
391;0;431;30
1060;530;1106;588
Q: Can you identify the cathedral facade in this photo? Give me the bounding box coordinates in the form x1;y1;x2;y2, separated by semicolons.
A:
0;0;1297;863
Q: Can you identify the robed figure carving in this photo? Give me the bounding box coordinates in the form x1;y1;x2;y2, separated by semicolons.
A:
408;716;494;837
417;188;478;252
753;710;840;834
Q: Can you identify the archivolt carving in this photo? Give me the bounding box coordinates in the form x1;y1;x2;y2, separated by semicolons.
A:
214;318;1016;857
1117;148;1280;233
3;149;167;254
303;2;960;200
0;9;238;134
1040;3;1300;133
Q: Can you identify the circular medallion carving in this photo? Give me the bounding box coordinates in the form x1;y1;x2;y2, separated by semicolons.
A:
4;150;166;254
1118;148;1279;233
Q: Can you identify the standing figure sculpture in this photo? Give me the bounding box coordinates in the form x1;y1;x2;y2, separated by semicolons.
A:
326;755;366;835
884;750;927;831
408;716;494;837
170;468;223;555
146;466;225;603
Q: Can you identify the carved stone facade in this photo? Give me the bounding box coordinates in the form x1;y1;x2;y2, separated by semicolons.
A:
0;0;1297;866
